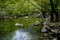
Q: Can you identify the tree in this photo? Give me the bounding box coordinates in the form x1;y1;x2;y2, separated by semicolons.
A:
28;0;60;22
49;0;59;22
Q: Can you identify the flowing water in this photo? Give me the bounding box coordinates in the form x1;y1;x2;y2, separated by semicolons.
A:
0;26;39;40
12;29;32;40
0;16;51;40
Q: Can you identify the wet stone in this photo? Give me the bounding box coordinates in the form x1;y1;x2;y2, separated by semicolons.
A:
25;16;29;19
36;14;41;18
44;33;48;37
24;16;29;20
51;29;57;33
53;37;57;40
41;27;47;33
14;16;17;19
15;23;23;27
34;21;40;26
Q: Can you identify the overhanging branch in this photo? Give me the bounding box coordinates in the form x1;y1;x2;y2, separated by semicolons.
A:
28;0;44;11
35;0;49;11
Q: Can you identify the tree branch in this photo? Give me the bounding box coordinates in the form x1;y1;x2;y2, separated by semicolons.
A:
28;0;44;11
35;1;49;11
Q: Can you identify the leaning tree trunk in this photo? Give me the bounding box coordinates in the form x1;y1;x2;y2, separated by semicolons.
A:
50;0;59;22
42;9;46;18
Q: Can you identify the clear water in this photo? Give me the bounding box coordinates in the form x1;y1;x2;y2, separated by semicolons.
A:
0;17;52;40
1;26;39;40
12;29;32;40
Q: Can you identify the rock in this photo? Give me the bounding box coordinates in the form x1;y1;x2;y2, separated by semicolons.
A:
20;24;24;27
44;25;48;28
24;16;29;20
36;14;41;18
15;23;20;26
50;22;56;26
0;15;4;19
43;22;46;25
15;23;23;27
43;38;49;40
53;37;57;40
25;16;29;18
14;15;23;19
44;33;48;37
41;27;47;33
14;16;17;19
51;29;57;33
45;18;48;21
34;21;40;26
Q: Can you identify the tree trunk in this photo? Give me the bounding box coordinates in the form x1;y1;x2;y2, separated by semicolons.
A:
42;9;46;18
50;10;54;22
50;0;59;22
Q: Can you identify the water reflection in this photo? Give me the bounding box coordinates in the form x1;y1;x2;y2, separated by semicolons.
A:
12;29;32;40
1;26;39;40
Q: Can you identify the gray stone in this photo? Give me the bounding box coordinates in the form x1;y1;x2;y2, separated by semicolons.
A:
15;23;23;27
41;27;47;33
34;21;40;26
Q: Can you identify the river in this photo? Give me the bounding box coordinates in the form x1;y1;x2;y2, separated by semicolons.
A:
0;26;40;40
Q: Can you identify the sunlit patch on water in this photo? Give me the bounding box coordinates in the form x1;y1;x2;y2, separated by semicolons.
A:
12;29;32;40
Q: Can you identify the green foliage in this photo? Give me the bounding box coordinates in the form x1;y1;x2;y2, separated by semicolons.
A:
0;0;60;38
0;0;40;16
0;15;43;37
